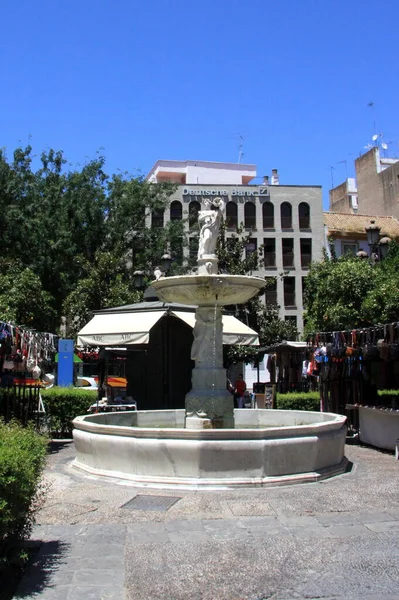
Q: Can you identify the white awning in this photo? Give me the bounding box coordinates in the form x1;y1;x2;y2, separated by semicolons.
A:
77;311;167;346
171;312;259;346
78;309;259;347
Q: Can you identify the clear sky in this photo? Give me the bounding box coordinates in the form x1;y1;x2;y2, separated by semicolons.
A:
1;0;398;208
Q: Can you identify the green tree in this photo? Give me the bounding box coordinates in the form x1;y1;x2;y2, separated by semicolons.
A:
62;252;141;336
0;265;57;331
0;146;182;331
304;252;377;333
361;242;399;324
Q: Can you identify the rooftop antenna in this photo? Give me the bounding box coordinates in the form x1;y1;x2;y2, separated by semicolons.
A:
328;165;336;188
337;159;348;179
367;101;377;136
237;133;245;163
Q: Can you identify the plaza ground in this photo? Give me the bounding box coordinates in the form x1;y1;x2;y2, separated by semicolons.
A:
14;441;399;600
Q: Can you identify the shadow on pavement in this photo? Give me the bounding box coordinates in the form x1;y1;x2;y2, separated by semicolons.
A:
13;540;70;598
47;440;73;455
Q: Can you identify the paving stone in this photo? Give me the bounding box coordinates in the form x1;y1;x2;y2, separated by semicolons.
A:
72;568;124;586
247;525;292;538
326;524;372;537
15;585;70;600
365;520;399;533
288;525;333;538
127;521;165;534
168;530;210;543
67;587;125;599
237;515;279;528
126;531;170;544
279;515;321;527
315;512;360;526
165;519;205;532
355;511;397;524
69;543;125;557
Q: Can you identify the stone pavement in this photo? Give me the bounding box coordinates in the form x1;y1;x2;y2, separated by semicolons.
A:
14;441;399;600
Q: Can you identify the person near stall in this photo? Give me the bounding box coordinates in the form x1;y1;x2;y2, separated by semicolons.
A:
234;374;247;409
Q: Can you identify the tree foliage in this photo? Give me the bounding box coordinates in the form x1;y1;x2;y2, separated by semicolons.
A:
0;145;180;332
304;243;399;333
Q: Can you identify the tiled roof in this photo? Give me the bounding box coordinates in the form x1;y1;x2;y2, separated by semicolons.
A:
324;212;399;239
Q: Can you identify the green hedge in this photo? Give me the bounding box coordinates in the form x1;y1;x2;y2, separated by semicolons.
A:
275;392;320;412
0;422;47;566
41;388;96;438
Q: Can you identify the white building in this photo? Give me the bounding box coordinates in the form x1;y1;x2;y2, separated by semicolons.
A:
146;159;324;332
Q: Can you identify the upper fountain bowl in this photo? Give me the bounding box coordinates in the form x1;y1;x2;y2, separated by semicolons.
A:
152;274;265;307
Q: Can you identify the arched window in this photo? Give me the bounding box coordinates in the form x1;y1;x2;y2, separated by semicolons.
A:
189;201;201;229
280;202;292;229
244;202;256;229
262;202;274;229
298;202;310;229
225;202;238;229
170;200;182;221
151;208;164;228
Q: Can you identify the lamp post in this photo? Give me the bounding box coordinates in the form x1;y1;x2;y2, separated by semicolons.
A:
361;220;391;264
133;253;173;291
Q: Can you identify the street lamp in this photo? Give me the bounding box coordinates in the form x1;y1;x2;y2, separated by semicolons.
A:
133;254;173;290
363;220;391;263
379;236;391;260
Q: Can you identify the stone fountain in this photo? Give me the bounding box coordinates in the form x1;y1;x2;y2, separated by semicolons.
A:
153;197;264;429
72;198;347;488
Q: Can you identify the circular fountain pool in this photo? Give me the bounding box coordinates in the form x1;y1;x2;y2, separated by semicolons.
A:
72;409;347;489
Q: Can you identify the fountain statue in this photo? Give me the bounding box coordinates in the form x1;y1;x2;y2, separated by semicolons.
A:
72;195;347;488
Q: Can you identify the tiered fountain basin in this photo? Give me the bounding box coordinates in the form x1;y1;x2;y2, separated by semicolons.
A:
72;409;347;489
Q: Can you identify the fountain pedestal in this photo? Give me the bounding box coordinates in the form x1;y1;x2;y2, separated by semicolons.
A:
185;305;234;429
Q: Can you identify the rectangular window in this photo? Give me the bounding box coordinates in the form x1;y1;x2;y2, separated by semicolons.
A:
265;277;277;305
300;238;312;268
282;238;294;268
284;277;296;307
245;238;257;258
341;242;358;256
263;238;276;268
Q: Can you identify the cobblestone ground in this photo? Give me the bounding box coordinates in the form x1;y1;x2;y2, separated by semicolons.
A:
14;441;399;600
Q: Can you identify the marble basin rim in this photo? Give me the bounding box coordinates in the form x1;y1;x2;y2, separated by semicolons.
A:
152;274;265;306
72;409;348;489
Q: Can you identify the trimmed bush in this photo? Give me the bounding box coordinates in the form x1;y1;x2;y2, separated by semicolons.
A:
41;388;96;438
0;422;47;565
275;392;320;412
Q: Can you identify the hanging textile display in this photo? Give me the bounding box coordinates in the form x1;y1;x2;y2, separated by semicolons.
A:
0;319;58;384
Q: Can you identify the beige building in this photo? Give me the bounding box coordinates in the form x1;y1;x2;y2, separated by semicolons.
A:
146;160;324;331
330;147;399;218
324;212;399;258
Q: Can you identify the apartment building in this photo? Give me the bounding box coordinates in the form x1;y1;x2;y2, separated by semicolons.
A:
146;160;324;331
330;146;399;218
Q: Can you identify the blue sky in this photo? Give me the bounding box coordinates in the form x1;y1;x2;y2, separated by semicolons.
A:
1;0;398;208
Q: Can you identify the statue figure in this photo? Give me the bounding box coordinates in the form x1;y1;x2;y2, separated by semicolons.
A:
197;198;225;260
191;308;216;366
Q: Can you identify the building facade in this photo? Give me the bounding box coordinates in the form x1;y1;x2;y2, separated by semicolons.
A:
146;160;324;331
324;212;399;258
330;147;399;218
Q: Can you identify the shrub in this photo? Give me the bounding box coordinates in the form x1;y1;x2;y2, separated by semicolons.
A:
275;392;320;412
41;388;96;438
0;422;47;564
